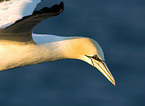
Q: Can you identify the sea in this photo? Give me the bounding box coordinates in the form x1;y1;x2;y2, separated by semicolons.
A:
0;0;144;106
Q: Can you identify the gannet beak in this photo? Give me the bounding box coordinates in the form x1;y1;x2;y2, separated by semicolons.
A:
81;55;115;85
91;58;115;85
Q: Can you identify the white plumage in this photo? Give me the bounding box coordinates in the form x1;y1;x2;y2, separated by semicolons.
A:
0;0;41;28
0;0;115;85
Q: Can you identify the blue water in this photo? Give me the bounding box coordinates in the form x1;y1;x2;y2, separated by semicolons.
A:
0;0;145;105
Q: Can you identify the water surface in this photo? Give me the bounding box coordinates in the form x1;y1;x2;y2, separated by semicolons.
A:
0;0;145;106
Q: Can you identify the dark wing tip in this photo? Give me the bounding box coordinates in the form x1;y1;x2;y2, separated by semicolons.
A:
0;1;64;33
33;1;64;15
59;1;64;12
46;1;64;13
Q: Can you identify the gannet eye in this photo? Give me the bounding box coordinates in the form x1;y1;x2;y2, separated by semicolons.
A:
86;55;104;62
85;55;98;59
92;55;104;62
91;55;99;60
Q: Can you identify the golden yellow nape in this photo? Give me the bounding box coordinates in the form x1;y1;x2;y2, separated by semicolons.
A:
0;1;115;85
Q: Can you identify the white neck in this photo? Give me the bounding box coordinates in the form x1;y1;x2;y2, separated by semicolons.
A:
0;34;83;71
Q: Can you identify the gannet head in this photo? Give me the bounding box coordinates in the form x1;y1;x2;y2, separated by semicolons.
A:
64;37;115;85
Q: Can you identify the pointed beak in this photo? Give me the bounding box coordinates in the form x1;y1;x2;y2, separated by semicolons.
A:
91;58;115;85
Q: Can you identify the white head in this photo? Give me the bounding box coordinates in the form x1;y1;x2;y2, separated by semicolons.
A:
62;37;115;85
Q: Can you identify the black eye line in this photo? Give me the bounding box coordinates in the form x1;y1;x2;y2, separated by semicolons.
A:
85;55;95;66
85;55;104;62
92;55;99;60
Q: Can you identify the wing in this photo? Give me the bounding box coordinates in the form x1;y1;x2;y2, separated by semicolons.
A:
0;0;41;28
0;1;64;42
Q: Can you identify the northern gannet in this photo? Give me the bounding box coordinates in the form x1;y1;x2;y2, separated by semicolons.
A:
0;0;115;85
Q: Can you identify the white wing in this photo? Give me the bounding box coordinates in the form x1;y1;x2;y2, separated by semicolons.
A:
0;0;41;28
0;1;64;42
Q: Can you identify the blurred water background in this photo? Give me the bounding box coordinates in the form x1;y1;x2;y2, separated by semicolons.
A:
0;0;145;105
